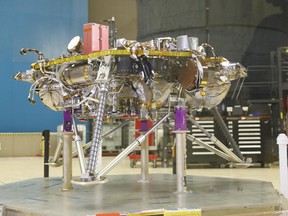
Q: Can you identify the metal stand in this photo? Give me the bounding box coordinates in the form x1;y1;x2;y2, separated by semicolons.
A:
210;107;244;160
42;130;50;178
187;115;243;164
71;119;130;158
96;114;170;179
173;105;188;193
72;114;86;174
62;131;73;191
61;110;73;191
140;120;149;182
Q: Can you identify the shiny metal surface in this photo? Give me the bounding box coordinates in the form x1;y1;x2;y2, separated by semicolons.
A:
72;115;86;174
0;174;283;216
61;132;73;191
14;39;247;119
175;133;187;193
140;136;149;181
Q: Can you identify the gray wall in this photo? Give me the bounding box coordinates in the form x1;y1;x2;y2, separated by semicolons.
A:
137;0;288;65
88;0;137;39
88;0;288;65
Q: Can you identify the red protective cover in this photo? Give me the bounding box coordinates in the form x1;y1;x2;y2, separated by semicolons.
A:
83;23;109;54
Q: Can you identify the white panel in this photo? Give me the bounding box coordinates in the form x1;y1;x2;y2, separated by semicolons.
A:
193;152;215;155
239;120;260;123
239;128;261;132
239;137;261;140
239;132;261;136
239;141;261;144
241;151;261;154
238;124;260;127
239;145;261;148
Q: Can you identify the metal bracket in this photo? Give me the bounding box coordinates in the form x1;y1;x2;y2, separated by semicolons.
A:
96;55;112;82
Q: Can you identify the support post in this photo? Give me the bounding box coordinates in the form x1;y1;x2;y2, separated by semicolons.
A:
140;120;149;182
173;104;188;193
42;130;50;178
62;110;73;191
277;133;288;198
72;114;86;174
97;114;169;179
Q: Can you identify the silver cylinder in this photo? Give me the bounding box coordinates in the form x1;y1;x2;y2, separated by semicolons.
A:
61;65;96;86
74;134;86;173
188;37;199;50
72;115;86;174
62;132;73;191
176;133;187;193
140;135;149;181
176;35;189;51
51;141;63;163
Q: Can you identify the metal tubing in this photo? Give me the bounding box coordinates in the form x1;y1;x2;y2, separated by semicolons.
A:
97;138;144;178
212;135;243;163
210;107;244;160
188;116;211;138
140;120;149;181
187;134;232;161
72;142;90;158
235;78;245;100
176;133;186;193
188;114;243;163
141;131;149;181
72;119;130;158
97;114;170;178
72;115;86;174
51;141;63;163
42;130;50;178
62;132;73;191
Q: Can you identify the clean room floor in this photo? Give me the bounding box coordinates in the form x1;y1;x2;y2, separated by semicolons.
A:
0;156;282;191
0;156;287;216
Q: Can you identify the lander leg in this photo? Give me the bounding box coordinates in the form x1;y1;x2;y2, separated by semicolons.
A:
71;113;86;174
210;107;244;161
61;110;73;191
62;131;73;191
96;114;170;179
139;120;149;182
187;115;247;165
71;119;130;158
83;56;112;181
85;83;108;179
49;140;63;167
173;104;188;193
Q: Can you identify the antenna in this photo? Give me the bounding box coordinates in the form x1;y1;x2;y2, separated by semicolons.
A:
205;0;210;43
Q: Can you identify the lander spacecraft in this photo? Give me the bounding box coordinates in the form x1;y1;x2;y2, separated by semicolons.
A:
14;20;248;189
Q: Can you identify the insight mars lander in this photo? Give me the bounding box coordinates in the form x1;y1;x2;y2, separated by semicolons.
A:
14;18;249;193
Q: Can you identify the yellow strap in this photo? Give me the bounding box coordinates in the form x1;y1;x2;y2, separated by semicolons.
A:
31;49;224;70
31;49;193;69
